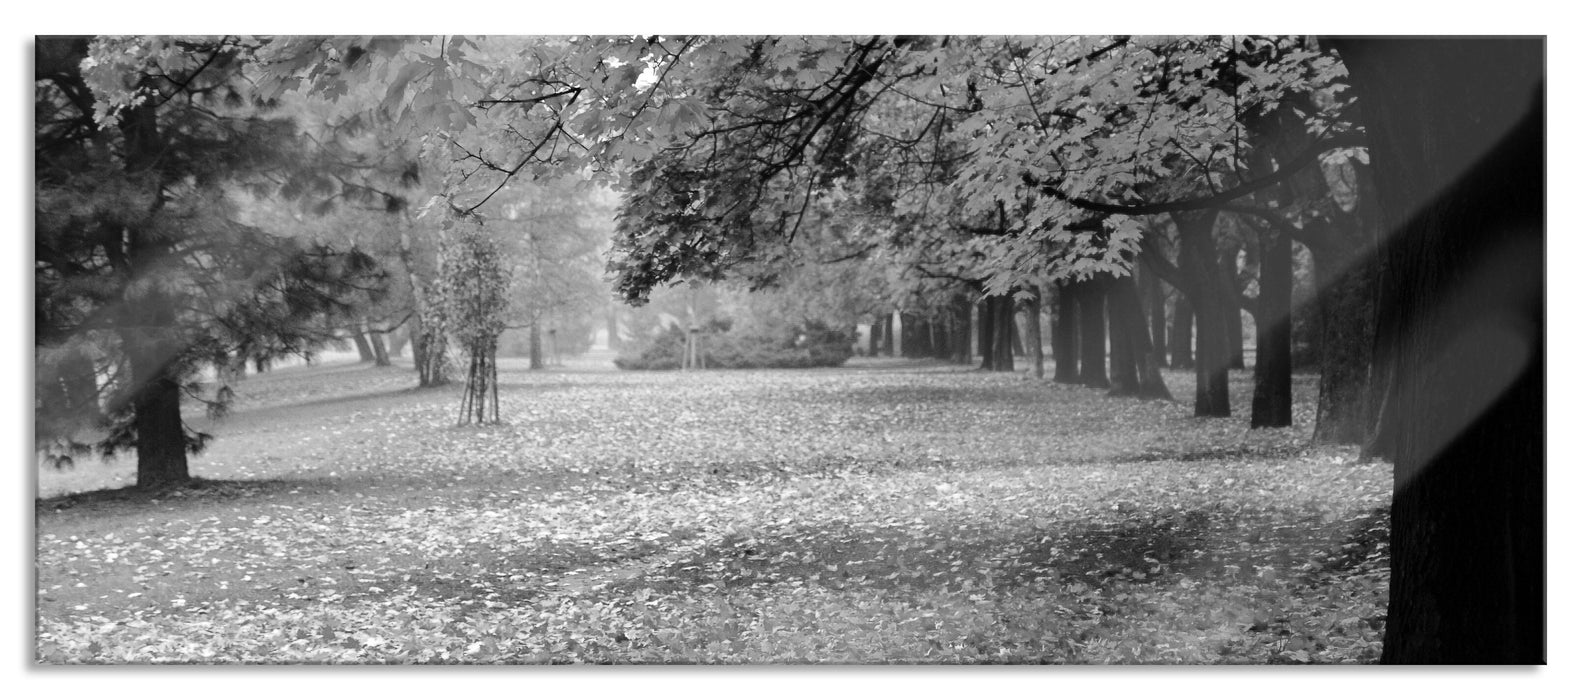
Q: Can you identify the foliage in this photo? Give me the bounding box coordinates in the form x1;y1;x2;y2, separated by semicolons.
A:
614;321;853;371
35;37;385;469
37;360;1387;663
438;220;511;423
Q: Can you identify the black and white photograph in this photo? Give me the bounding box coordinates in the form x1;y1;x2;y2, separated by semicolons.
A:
27;21;1550;675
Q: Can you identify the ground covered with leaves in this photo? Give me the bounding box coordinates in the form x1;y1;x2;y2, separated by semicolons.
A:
36;354;1389;664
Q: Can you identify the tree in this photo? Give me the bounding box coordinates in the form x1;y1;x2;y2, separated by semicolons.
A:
36;36;382;487
440;221;510;424
1329;37;1543;665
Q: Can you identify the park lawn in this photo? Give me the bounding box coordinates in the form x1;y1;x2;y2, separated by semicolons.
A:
35;355;1389;664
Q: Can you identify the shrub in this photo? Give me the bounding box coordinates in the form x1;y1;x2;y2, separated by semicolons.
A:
615;321;853;370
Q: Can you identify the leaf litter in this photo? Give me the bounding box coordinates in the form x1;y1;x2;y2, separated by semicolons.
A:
36;358;1388;663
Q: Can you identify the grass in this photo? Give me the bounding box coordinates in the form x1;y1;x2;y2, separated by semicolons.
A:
35;352;1390;664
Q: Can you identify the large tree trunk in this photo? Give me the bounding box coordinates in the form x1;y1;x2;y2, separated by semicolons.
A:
1333;37;1543;665
1171;211;1231;417
868;321;882;357
1250;222;1293;428
119;93;193;488
1075;278;1108;389
120;288;190;489
1310;226;1378;444
1169;295;1194;369
1053;282;1080;383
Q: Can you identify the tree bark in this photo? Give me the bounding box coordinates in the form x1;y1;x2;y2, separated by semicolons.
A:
1140;264;1169;368
1169;295;1194;369
1105;276;1140;395
981;294;1016;371
1250;222;1293;428
1024;288;1045;379
1333;37;1543;664
953;297;974;364
350;330;374;362
1310;225;1377;444
1112;274;1173;400
368;327;391;367
1220;247;1246;370
1053;282;1080;383
1170;211;1231;417
1075;278;1109;389
529;317;544;370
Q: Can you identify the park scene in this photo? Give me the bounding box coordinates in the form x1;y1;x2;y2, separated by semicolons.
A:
34;35;1542;664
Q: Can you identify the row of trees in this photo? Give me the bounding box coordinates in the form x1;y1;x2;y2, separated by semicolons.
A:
36;35;1542;663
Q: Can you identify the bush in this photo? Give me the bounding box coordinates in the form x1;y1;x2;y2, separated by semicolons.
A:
615;321;853;370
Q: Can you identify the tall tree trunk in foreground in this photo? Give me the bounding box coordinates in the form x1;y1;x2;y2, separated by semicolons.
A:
1170;296;1194;369
1333;37;1543;664
1171;210;1231;417
1251;222;1293;428
1310;220;1378;444
1075;278;1109;389
1053;282;1080;383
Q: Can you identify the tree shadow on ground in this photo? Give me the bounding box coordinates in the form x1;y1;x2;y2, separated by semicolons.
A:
35;477;337;517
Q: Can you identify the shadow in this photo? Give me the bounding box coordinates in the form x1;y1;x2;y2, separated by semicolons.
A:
35;476;336;517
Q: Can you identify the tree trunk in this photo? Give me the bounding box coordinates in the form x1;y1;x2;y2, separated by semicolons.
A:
350;330;374;362
980;294;1015;371
868;321;882;357
1024;288;1045;379
1111;274;1173;400
953;297;974;364
1106;276;1140;395
1333;37;1543;664
529;317;544;370
881;311;895;356
1075;278;1109;389
1250;222;1293;428
368;328;391;367
122;292;190;489
977;300;993;370
1170;295;1194;369
1052;282;1080;383
1171;211;1231;417
1140;264;1169;368
1310;231;1377;444
1220;248;1246;370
